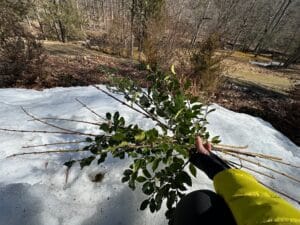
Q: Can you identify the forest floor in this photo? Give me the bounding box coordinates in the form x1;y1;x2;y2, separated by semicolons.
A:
15;41;300;145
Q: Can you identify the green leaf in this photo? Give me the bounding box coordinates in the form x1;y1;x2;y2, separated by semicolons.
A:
121;176;130;183
106;112;112;120
211;136;221;144
169;162;181;172
118;141;129;147
175;171;192;187
161;184;171;197
152;158;160;171
85;137;93;142
174;108;185;120
113;111;120;123
155;192;163;204
135;159;146;170
112;133;126;142
136;176;147;183
119;117;125;126
189;163;197;177
146;128;159;141
100;123;110;132
134;131;146;142
142;168;151;178
174;146;188;157
97;153;107;164
150;199;156;213
167;191;176;209
140;199;149;210
123;169;133;176
131;171;138;180
140;95;151;108
142;182;154;195
165;208;175;220
79;156;95;169
128;179;136;190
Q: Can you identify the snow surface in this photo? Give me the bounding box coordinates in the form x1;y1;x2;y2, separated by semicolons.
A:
0;85;299;225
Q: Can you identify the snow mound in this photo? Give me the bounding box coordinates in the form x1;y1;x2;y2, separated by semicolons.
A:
0;86;299;225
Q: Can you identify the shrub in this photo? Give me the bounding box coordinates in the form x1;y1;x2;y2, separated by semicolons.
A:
189;34;224;99
65;69;220;224
0;0;45;87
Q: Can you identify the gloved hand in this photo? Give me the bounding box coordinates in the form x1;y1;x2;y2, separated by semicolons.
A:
190;136;230;180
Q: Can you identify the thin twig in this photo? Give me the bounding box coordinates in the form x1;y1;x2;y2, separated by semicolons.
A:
22;141;88;149
0;128;79;135
6;149;89;158
225;159;275;179
215;143;248;149
40;117;101;126
224;152;300;183
75;98;106;120
122;92;168;131
21;107;97;137
93;86;170;130
268;158;300;169
214;145;300;169
214;147;282;161
259;181;300;205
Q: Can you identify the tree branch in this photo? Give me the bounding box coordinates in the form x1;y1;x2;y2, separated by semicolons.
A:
93;85;170;130
21;107;97;137
22;141;88;149
7;149;89;158
75;98;106;120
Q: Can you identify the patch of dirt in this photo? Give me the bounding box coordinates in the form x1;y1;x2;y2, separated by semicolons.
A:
15;41;148;89
214;79;300;146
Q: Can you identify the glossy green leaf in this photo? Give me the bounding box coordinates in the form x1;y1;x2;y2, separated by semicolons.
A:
189;163;197;177
136;176;147;183
152;158;160;171
140;199;149;210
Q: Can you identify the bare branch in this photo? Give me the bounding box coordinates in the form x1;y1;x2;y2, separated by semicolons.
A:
93;85;170;130
75;98;106;120
21;107;97;137
40;117;101;126
6;149;89;158
213;145;300;168
214;147;282;161
225;159;275;179
215;143;248;149
22;141;88;149
0;128;78;135
224;151;300;184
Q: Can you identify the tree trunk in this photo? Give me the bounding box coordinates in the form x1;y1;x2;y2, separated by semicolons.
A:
130;0;136;58
254;0;292;55
232;0;257;49
58;20;66;42
190;0;211;47
284;45;300;67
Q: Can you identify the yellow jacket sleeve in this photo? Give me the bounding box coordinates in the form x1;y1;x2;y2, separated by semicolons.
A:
213;169;300;225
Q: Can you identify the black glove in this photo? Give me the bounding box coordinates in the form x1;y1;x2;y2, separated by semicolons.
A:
190;150;230;180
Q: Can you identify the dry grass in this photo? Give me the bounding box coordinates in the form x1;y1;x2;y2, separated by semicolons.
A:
222;52;295;94
44;41;107;57
41;42;296;95
230;51;271;62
